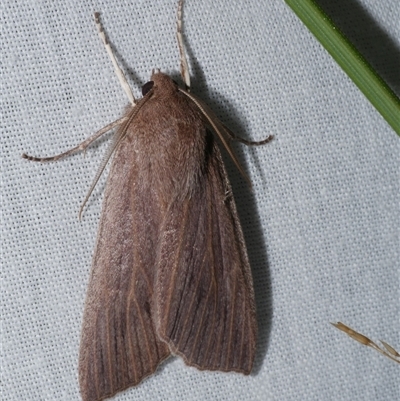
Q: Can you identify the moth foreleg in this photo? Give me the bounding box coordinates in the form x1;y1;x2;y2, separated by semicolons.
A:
22;117;127;162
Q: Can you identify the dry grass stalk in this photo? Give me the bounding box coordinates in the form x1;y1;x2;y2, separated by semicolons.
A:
331;322;400;364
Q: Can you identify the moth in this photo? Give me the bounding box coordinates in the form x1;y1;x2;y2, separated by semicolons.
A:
23;1;272;400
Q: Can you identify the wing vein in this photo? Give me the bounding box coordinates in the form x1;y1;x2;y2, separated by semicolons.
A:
188;267;214;362
126;170;139;385
200;184;217;363
106;308;114;393
133;295;153;369
163;199;190;335
93;314;100;400
175;206;206;349
248;306;255;372
126;286;138;384
225;275;237;369
239;287;246;367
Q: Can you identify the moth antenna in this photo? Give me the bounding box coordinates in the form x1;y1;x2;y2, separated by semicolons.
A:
22;117;127;163
222;123;274;146
176;0;191;90
94;12;136;105
178;88;252;187
79;92;153;219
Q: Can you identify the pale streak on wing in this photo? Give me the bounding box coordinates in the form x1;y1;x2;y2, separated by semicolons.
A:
162;199;190;336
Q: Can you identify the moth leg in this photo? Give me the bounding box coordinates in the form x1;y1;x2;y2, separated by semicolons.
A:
222;123;274;146
176;0;191;90
224;188;233;202
94;12;136;105
22;117;127;162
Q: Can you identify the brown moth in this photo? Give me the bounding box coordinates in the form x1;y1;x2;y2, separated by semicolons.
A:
22;1;272;400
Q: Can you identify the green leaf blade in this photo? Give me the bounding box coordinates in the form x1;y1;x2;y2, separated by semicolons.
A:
285;0;400;136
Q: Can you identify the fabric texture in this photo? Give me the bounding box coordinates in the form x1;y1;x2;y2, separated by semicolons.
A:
2;1;399;400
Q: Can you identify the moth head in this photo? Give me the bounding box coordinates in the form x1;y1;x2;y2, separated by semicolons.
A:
145;70;179;97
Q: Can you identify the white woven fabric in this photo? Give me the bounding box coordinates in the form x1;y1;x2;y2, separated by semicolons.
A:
2;1;399;400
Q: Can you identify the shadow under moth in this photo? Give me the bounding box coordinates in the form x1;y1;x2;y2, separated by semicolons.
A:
22;1;272;400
